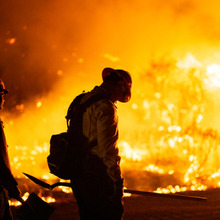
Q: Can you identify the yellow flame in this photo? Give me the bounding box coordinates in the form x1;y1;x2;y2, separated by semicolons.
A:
6;52;220;195
41;196;56;203
205;64;220;88
176;53;202;69
9;192;56;207
144;164;164;174
119;141;144;161
36;101;42;108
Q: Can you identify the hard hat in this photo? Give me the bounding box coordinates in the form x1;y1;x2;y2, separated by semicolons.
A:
102;67;132;102
0;79;9;94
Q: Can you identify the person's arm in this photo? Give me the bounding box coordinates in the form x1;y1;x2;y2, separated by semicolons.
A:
96;100;122;182
0;122;20;199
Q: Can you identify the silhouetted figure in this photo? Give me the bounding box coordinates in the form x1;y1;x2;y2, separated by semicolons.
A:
71;68;132;220
0;79;21;219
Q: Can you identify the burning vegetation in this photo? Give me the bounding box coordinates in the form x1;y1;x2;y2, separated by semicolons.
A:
1;0;220;208
3;54;220;206
120;54;220;193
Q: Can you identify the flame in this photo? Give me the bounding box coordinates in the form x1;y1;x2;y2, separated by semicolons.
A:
2;0;220;202
176;53;202;69
144;164;164;174
41;196;56;203
3;52;220;196
9;192;56;207
205;64;220;88
119;141;145;161
36;101;42;108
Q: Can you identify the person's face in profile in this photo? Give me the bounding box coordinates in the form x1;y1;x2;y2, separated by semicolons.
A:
116;80;131;103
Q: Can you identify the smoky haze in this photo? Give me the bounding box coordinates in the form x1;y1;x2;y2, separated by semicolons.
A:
0;0;102;111
1;0;220;113
2;0;220;187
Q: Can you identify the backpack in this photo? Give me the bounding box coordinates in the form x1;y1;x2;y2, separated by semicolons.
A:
47;92;108;180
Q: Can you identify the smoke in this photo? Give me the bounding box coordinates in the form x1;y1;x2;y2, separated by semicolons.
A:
0;0;95;111
1;0;220;111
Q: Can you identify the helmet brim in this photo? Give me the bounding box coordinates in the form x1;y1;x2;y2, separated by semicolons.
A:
102;68;132;84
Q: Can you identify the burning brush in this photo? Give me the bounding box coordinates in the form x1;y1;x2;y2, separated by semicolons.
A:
23;172;207;202
14;192;55;219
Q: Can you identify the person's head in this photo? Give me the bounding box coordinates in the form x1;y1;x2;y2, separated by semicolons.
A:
0;79;8;110
102;67;132;103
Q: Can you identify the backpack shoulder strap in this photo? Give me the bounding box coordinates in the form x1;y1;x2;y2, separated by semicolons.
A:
66;92;110;131
66;93;86;121
80;93;110;113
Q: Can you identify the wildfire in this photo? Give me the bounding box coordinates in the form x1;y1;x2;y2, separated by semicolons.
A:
119;141;145;161
205;64;220;88
41;196;56;203
3;52;220;199
144;164;164;174
9;192;56;207
36;101;42;108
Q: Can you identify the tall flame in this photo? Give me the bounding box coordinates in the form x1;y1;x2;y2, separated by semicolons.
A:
2;0;220;197
3;53;220;195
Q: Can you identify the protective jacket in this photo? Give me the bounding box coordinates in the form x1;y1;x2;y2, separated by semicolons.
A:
0;120;18;191
80;85;122;183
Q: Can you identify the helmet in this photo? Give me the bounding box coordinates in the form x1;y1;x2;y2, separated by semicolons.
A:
102;67;132;102
0;79;9;94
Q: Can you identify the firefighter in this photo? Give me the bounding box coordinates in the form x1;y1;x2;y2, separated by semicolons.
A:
71;68;132;220
0;79;21;219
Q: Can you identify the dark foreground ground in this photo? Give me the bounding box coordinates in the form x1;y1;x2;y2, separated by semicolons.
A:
11;187;220;220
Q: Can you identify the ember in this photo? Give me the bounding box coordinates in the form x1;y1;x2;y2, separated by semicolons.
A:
6;38;16;45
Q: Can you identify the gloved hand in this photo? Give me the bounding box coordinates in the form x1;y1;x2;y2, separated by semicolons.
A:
110;178;124;202
7;186;21;200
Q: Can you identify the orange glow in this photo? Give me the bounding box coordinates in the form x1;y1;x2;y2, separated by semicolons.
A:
3;0;220;195
6;38;16;45
205;64;220;88
5;53;220;194
36;101;42;108
16;104;24;112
